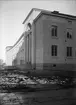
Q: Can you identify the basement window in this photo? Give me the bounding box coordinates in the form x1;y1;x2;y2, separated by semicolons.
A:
53;64;56;67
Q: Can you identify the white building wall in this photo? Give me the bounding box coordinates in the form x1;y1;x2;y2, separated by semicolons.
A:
24;9;41;32
6;35;25;66
34;14;76;70
6;48;13;65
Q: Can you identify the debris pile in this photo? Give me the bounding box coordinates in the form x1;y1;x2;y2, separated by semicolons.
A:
0;73;76;91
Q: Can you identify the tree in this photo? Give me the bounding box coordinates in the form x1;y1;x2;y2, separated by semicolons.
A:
0;59;6;70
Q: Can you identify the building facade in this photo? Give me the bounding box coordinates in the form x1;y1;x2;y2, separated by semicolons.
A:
6;8;76;71
6;33;25;66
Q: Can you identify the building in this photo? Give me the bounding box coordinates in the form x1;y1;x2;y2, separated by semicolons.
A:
6;46;13;65
6;34;25;66
6;8;76;71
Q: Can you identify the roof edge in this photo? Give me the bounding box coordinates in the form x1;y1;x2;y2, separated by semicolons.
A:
22;8;51;24
22;8;34;24
23;8;76;24
6;33;24;52
34;11;76;23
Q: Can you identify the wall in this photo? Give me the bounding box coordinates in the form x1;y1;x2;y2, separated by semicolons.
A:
6;34;25;66
72;20;76;70
6;47;13;65
24;9;41;32
35;16;43;70
42;14;76;70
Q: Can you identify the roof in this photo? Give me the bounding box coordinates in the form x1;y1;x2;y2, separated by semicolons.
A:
23;8;76;24
7;8;76;52
6;46;12;49
22;8;41;24
33;10;76;23
22;8;52;24
22;8;34;24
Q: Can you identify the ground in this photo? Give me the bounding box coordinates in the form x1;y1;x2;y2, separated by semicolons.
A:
0;88;76;105
0;70;76;105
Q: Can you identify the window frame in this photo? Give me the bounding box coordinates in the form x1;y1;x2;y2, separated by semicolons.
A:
51;45;57;56
66;28;72;39
51;25;57;37
66;46;72;57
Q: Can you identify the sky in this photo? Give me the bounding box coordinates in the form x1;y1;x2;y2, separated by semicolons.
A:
0;0;76;62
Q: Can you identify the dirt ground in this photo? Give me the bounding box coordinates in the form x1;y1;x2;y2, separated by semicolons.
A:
0;88;76;105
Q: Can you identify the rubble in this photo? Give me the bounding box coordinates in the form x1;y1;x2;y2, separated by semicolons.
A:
0;72;76;91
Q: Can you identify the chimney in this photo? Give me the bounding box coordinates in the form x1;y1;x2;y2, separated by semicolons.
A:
52;11;59;14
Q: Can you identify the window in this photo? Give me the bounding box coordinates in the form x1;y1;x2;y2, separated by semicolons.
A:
51;25;57;37
67;47;72;57
67;29;72;39
51;45;57;56
68;20;72;24
53;64;56;67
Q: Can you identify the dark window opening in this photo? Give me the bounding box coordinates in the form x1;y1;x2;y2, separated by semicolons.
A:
67;47;72;57
67;32;72;39
52;28;54;36
67;32;69;38
51;26;57;37
53;64;56;67
51;45;57;56
67;29;72;39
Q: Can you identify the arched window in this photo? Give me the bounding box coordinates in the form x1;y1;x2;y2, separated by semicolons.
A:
27;23;31;30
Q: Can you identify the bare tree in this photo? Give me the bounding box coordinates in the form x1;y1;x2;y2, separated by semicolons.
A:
0;59;6;70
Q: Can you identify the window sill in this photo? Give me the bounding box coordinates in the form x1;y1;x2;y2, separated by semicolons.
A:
51;36;59;39
66;57;73;59
66;39;72;41
51;56;59;59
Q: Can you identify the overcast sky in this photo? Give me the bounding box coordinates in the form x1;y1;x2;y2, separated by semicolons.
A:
0;0;76;62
